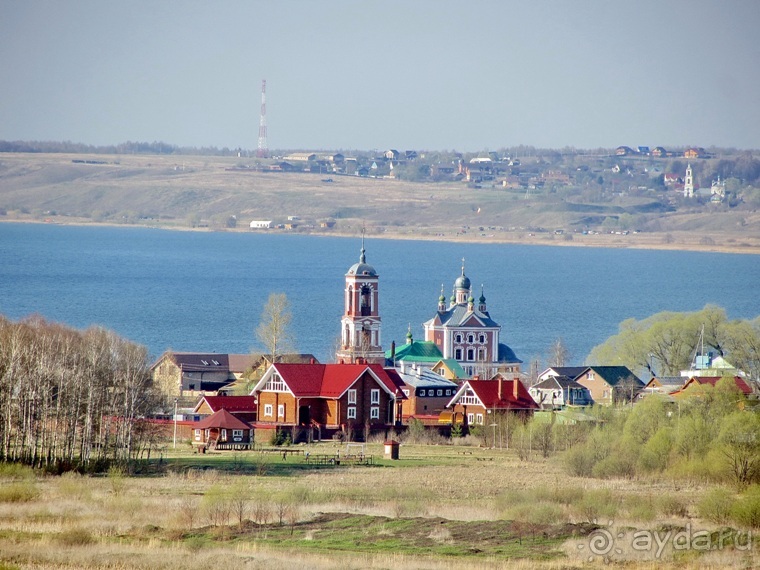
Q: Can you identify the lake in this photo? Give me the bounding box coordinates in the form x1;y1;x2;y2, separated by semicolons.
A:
0;222;758;367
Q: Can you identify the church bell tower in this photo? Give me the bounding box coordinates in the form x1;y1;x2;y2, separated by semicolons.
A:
336;240;384;364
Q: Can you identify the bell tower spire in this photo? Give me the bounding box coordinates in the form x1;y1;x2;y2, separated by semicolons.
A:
336;238;384;364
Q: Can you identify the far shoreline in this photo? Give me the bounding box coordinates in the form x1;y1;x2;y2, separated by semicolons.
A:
2;216;759;256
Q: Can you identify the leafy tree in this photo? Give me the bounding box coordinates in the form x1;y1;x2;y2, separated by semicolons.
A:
255;293;295;365
719;411;760;487
587;305;759;379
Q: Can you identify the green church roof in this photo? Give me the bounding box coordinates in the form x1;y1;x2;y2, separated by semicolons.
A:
386;340;443;362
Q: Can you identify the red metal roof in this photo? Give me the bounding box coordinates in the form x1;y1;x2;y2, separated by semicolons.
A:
268;363;404;399
195;395;257;413
195;409;252;430
679;376;752;395
464;379;539;410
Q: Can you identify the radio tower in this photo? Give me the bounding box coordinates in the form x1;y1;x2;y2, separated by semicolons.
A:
256;79;268;158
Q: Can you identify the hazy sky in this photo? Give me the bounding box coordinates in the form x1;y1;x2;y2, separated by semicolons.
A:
2;1;759;152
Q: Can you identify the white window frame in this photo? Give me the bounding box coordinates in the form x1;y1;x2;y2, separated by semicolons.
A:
221;429;227;441
348;389;357;404
370;407;379;419
277;404;285;418
264;404;273;417
419;389;426;397
232;429;243;439
467;413;474;424
370;388;380;405
476;413;484;425
347;406;357;419
194;429;201;441
436;389;443;396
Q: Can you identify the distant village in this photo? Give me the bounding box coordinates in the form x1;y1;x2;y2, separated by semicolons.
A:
239;144;751;232
151;243;756;451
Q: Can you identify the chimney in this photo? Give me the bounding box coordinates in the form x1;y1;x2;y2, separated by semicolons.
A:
390;340;396;361
513;377;520;400
310;357;315;365
498;376;503;400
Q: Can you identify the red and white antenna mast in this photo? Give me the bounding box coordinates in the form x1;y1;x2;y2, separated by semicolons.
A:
256;79;268;158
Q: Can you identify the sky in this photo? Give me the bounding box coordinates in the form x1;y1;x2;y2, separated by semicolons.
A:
2;1;759;152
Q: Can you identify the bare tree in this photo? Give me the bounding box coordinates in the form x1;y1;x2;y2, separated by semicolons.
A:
256;293;295;364
547;337;570;367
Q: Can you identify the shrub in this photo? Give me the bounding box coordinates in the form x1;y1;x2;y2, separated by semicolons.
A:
0;463;35;480
57;527;94;546
564;445;595;477
730;486;760;529
0;481;39;503
697;488;735;524
657;494;689;518
575;489;619;523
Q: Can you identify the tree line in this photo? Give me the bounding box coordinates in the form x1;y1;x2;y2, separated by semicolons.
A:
587;305;760;381
0;315;163;471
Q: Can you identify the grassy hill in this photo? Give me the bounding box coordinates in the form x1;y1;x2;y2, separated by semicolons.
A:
1;152;758;253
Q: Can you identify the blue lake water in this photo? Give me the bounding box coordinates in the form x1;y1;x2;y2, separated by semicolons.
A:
0;222;758;366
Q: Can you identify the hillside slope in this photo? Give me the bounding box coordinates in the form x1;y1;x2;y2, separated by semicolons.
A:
1;152;758;253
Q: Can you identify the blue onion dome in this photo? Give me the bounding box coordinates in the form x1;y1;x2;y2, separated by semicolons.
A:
454;273;471;290
348;246;377;276
479;286;486;304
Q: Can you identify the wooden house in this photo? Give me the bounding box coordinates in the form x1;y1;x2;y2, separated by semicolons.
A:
446;377;538;427
193;395;258;423
193;409;254;451
250;362;406;442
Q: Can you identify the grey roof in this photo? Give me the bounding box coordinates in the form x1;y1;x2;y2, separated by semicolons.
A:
586;366;644;387
543;366;588;379
432;303;500;328
392;365;459;389
347;246;377;276
532;375;585;390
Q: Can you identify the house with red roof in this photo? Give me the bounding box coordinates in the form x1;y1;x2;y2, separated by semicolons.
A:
672;376;753;398
250;362;405;442
445;377;538;427
192;409;254;451
193;395;258;423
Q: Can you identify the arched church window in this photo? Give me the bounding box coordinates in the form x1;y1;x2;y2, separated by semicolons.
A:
467;349;475;361
478;334;486;343
455;333;463;343
467;334;475;344
347;286;353;313
360;285;372;316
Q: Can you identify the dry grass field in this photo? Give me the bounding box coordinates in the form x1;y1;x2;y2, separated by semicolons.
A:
1;152;759;254
0;443;756;569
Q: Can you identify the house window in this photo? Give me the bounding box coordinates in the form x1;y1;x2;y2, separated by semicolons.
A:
455;349;462;360
370;407;379;419
419;389;426;397
371;389;380;405
348;389;357;404
467;349;475;361
402;389;409;397
265;373;287;392
436;389;442;396
476;414;483;425
232;429;243;439
264;404;273;417
221;429;227;441
277;404;284;418
347;406;357;419
194;429;201;441
446;389;452;396
467;413;474;424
